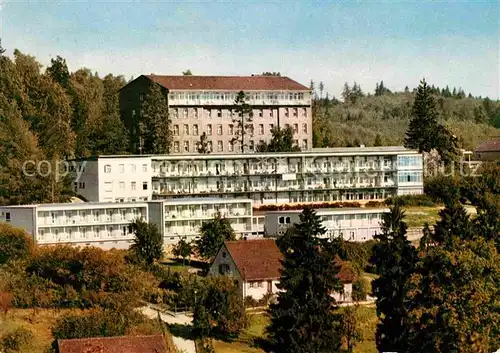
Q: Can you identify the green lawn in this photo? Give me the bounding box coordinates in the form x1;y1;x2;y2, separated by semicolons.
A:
403;206;441;228
212;306;379;353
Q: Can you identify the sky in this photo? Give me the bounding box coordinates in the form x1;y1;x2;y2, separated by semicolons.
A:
0;0;499;99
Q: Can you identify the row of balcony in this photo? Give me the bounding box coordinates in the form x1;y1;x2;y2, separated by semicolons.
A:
37;214;145;226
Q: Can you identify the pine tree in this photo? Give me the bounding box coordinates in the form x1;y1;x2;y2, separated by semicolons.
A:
140;83;171;154
267;208;343;353
46;55;70;89
404;79;459;164
197;132;210;154
373;134;383;146
230;91;253;153
255;126;300;152
182;69;193;75
319;81;324;99
370;204;418;353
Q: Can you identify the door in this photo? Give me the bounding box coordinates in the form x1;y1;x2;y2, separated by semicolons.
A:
267;281;273;293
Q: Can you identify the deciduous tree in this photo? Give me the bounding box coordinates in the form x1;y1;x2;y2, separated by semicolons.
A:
139;83;171;154
196;212;235;261
256;126;300;152
129;219;164;266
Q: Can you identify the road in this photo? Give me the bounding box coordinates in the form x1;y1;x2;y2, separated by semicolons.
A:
139;305;196;353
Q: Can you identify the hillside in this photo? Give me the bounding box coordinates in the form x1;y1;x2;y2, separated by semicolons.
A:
312;87;500;150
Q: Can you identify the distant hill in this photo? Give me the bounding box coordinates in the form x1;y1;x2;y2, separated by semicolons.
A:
312;86;500;150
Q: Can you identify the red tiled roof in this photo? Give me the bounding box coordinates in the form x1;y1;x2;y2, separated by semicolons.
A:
224;239;357;283
475;138;500;152
225;239;283;281
145;75;309;91
57;335;167;353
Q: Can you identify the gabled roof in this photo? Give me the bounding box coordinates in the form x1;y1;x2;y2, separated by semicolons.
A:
57;335;167;353
223;239;357;283
224;239;283;281
475;138;500;152
145;75;309;91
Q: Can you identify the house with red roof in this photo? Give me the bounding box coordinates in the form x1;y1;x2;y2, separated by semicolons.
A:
474;138;500;161
57;335;168;353
208;239;358;303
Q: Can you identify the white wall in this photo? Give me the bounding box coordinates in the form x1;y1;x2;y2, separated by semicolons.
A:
0;207;36;240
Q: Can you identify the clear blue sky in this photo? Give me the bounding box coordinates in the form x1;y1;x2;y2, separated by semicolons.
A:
1;1;499;98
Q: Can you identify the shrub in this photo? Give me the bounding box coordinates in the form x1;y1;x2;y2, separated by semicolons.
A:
339;240;376;273
385;194;439;207
244;296;258;308
1;327;33;353
352;278;369;302
0;223;33;265
364;200;385;208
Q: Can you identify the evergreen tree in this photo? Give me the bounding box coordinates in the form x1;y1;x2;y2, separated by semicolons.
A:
342;82;351;103
373;134;383;146
370;204;418;353
182;69;193;75
310;79;316;100
319;81;324;99
267;208;343;353
230;91;253;153
197;132;210;154
0;39;5;55
139;83;171;154
256;126;300;152
196;212;235;261
46;55;70;89
404;79;459;164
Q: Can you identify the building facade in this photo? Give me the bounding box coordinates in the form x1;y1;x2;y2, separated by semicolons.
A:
70;147;423;205
0;202;148;250
119;75;312;154
264;207;390;241
147;198;254;244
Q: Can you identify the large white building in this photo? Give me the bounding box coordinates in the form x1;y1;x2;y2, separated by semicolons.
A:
0;202;148;250
70;146;424;205
0;198;254;249
264;207;390;242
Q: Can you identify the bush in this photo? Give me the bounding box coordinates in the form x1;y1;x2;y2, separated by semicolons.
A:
364;200;385;208
0;223;33;265
253;201;362;212
352;278;369;301
1;327;33;353
385;194;439;207
244;296;258;308
339;240;376;273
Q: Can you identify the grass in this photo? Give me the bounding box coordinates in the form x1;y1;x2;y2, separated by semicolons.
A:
211;306;379;353
403;206;442;228
0;308;83;353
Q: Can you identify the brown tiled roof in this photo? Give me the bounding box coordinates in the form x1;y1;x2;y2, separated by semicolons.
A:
475;138;500;152
145;75;309;91
57;335;167;353
334;255;358;283
225;239;283;281
225;239;357;283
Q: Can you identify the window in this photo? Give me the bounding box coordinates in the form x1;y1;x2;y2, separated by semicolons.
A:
207;109;212;119
131;181;136;190
217;109;222;118
119;181;125;190
217;124;223;135
182;108;188;118
217;141;223;152
248;125;254;135
79;182;85;189
218;263;230;275
183;124;189;135
258;124;264;135
183;141;189;152
284;109;289;118
228;124;234;135
143;182;148;190
207;124;212;135
285;217;291;224
270;110;274;117
5;212;10;222
173;125;179;136
257;109;263;118
269;123;274;131
132;109;136;117
193;124;199;135
173;141;180;153
279;216;284;224
171;108;178;119
302;108;307;117
293;124;298;134
302;139;308;149
193;109;198;119
302;123;308;133
228;141;234;152
130;164;136;173
222;251;227;258
207;141;213;152
104;182;112;192
248;140;254;151
119;164;124;173
293;108;298;117
104;165;111;173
